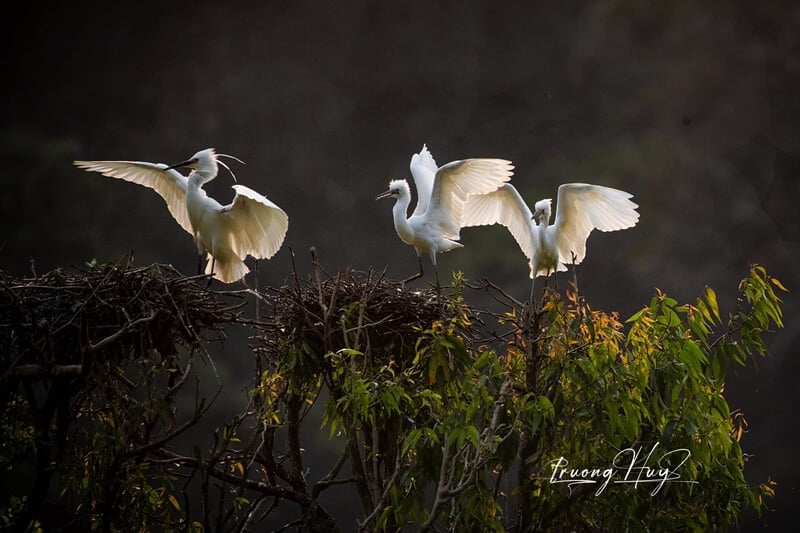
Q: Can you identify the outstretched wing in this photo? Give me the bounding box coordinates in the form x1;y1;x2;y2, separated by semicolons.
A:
73;160;192;235
221;185;289;260
552;183;639;264
427;158;514;239
462;183;535;261
409;144;438;217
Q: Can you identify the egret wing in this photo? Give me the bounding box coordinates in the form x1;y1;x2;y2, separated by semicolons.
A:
427;158;514;239
409;144;438;217
552;183;639;264
462;183;535;260
73;160;192;234
221;185;289;260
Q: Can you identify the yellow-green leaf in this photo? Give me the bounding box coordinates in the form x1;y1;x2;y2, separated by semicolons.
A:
705;287;720;322
770;277;789;293
168;494;181;511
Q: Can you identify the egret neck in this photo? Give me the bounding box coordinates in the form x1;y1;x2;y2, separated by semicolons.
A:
391;182;415;246
532;199;558;276
73;148;289;284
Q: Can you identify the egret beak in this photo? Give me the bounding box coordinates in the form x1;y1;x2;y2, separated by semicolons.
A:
531;209;544;224
164;158;197;171
375;189;394;201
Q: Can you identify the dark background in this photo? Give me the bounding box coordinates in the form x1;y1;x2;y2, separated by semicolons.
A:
1;1;797;530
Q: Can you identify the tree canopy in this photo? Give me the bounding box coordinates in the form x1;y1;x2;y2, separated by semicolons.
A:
0;260;785;532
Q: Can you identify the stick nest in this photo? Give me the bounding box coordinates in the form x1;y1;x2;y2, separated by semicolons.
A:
255;268;466;369
0;262;242;379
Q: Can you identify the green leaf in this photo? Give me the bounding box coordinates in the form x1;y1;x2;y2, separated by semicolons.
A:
680;340;708;375
625;308;644;323
402;429;422;456
705;287;721;322
168;494;181;511
536;395;555;420
465;425;480;447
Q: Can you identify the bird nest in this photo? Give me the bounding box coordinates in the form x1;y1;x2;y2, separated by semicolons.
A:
1;259;472;382
254;267;467;372
0;261;243;381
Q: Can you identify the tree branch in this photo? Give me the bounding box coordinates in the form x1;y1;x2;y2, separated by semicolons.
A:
9;364;83;378
87;311;158;353
151;448;312;504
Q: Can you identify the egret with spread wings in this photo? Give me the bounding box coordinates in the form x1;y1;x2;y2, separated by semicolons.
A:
463;182;639;294
74;148;288;283
376;144;514;286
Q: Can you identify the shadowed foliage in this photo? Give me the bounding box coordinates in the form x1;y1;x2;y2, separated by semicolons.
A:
0;260;785;531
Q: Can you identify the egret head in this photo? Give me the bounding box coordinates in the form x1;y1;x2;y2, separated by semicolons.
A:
165;149;244;184
375;179;408;201
532;198;552;225
166;148;219;182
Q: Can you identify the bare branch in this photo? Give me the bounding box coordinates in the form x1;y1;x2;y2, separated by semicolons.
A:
9;364;82;378
87;311;157;353
150;448;312;504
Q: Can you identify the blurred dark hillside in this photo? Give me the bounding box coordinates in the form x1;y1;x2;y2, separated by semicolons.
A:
1;1;798;529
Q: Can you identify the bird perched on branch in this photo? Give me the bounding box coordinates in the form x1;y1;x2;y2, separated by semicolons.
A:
462;182;639;298
74;148;288;283
376;144;514;286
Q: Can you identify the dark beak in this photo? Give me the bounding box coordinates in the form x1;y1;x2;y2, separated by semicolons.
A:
164;158;196;171
375;189;393;201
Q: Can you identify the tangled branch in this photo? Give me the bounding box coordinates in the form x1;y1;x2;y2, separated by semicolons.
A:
0;259;243;381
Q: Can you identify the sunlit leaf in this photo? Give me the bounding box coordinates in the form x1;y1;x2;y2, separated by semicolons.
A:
168;495;181;511
705;287;721;322
770;277;788;293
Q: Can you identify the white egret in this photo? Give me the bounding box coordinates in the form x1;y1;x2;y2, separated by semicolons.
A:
462;182;639;297
74;148;288;283
376;144;514;285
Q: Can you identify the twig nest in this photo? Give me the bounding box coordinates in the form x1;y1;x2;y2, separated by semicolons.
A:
0;262;241;377
255;269;457;369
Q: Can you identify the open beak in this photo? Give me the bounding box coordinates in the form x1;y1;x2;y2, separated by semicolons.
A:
375;189;393;201
164;158;196;171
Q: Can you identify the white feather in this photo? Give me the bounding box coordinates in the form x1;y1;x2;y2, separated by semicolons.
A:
377;145;514;280
462;182;639;278
74;149;288;283
72;160;192;234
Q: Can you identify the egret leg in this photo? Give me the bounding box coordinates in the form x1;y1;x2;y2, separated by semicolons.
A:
529;276;537;312
529;260;539;312
206;256;215;288
196;254;204;276
403;256;424;284
538;274;551;312
571;262;579;297
544;269;556;308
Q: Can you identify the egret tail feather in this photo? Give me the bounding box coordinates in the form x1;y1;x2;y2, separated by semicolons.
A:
206;253;249;283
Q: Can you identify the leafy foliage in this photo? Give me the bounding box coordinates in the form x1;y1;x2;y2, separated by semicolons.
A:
253;263;783;531
0;262;785;531
0;261;239;531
